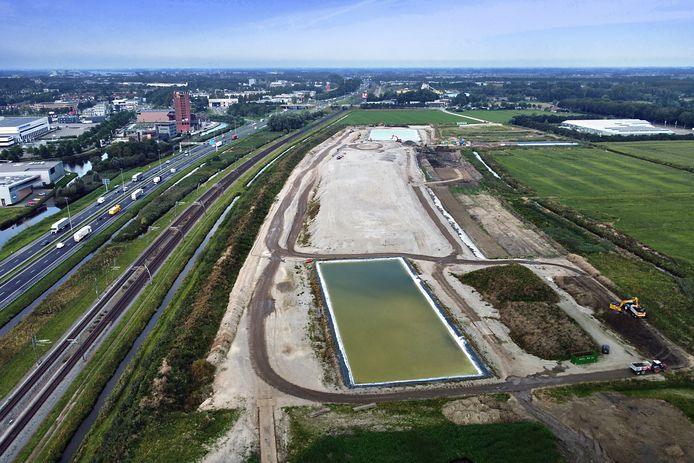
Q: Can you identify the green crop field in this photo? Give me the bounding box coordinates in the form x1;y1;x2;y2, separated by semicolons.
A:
340;109;466;125
457;109;580;124
601;140;694;169
490;146;694;266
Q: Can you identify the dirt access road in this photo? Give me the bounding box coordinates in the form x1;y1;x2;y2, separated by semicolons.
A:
243;129;634;397
213;127;677;462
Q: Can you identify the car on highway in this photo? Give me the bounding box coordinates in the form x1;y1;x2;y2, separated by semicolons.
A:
165;160;171;164
97;196;106;204
41;239;50;246
56;242;64;249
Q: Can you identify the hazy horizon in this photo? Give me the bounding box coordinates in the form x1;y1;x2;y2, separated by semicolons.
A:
2;0;693;69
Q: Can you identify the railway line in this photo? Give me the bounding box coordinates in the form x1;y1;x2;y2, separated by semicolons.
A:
0;111;344;458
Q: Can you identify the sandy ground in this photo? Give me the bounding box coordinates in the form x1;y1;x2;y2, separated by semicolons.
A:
266;260;337;392
536;392;694;463
298;132;454;257
456;194;557;257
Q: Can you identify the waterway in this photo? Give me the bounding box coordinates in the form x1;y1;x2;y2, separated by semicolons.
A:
64;160;93;178
317;257;481;385
0;206;60;248
60;196;240;461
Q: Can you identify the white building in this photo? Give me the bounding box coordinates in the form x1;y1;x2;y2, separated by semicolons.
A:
82;102;111;117
0;135;15;149
0;116;50;143
0;175;39;206
208;97;239;108
560;119;674;136
0;160;65;186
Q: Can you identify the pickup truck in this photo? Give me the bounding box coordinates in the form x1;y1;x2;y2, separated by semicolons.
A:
630;360;667;375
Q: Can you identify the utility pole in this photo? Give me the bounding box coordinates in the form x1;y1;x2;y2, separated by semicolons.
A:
64;196;73;231
120;168;125;192
143;264;153;284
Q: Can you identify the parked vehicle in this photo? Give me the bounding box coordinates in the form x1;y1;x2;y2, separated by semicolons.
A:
73;225;92;243
51;218;70;234
630;359;667;375
131;188;144;201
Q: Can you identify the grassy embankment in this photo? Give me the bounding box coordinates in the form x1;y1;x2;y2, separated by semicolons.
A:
67;122;344;462
287;399;561;463
537;371;694;421
458;264;596;359
0;132;282;399
469;145;694;353
12;128;302;462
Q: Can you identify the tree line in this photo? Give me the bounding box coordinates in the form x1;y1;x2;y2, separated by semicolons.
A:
267;110;325;132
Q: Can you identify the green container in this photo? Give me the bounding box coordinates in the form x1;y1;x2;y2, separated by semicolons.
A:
570;352;598;365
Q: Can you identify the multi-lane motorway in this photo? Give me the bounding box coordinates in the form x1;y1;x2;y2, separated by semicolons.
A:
0;121;265;320
0;111;343;459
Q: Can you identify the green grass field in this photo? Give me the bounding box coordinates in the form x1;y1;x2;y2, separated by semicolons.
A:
340;109;466;125
456;109;579;124
287;400;561;463
491;146;694;266
439;124;559;143
601;140;694;169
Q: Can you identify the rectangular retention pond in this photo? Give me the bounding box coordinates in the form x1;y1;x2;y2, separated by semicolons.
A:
316;257;485;386
369;128;421;142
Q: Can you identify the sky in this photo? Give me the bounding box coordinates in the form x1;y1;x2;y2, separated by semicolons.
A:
1;0;693;69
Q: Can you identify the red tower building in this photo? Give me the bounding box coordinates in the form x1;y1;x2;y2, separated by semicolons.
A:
173;90;191;134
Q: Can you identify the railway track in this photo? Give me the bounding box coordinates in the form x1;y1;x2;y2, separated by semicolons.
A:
0;111;344;457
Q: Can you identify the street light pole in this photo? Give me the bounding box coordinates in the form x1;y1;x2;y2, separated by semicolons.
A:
120;167;125;191
64;196;73;231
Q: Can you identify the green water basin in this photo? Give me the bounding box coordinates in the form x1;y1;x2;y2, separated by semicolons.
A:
316;258;481;385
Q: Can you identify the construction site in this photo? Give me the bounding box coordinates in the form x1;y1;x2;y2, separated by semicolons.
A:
199;125;693;462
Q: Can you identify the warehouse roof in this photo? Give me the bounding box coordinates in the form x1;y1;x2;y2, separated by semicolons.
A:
0;116;47;128
560;119;673;135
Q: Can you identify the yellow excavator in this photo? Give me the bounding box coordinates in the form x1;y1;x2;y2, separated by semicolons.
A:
609;297;647;318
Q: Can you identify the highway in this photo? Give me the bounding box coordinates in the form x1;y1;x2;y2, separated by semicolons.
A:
0;121;265;318
0;111;343;459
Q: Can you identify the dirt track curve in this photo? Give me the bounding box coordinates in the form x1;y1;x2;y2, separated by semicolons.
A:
246;129;634;405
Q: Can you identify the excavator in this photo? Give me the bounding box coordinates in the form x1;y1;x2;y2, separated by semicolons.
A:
609;297;647;318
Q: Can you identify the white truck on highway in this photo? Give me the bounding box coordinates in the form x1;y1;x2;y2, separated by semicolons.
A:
73;225;92;243
132;172;143;182
51;218;70;234
131;188;144;201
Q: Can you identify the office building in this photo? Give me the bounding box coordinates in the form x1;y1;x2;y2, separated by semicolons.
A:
173;90;191;134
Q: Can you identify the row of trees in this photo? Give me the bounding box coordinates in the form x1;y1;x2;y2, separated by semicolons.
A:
91;138;171;175
267;110;325;132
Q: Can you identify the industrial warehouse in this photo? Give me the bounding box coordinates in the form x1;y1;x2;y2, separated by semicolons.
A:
0;160;64;205
559;118;674;136
0;116;51;145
